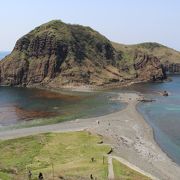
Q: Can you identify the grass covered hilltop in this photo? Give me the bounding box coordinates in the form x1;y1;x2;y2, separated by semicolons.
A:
0;20;166;88
0;131;150;180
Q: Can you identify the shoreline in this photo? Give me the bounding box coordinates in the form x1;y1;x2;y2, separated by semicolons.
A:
136;104;179;165
0;93;180;179
91;93;180;180
0;78;165;93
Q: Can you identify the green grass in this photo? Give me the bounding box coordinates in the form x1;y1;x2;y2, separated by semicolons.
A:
0;131;152;180
0;172;11;180
0;131;110;180
113;159;151;180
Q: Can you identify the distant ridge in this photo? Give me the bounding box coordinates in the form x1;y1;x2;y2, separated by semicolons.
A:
0;51;10;60
112;42;180;64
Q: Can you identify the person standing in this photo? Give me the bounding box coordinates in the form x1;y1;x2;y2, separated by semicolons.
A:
38;172;44;180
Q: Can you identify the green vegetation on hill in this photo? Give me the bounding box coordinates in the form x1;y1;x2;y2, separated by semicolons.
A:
0;20;166;87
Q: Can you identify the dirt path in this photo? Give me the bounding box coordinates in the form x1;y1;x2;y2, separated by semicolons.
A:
0;119;95;140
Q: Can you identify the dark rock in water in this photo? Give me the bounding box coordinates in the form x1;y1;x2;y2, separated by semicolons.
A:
163;91;169;96
0;20;166;88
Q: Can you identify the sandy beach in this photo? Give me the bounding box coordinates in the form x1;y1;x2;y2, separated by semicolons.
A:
0;93;180;179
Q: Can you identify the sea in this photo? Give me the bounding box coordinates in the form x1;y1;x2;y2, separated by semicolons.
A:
0;87;125;126
0;51;10;60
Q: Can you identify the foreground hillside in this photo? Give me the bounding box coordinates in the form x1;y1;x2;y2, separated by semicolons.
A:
0;131;150;180
0;20;165;88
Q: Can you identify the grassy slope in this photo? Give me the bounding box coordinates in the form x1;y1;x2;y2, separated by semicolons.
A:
0;131;150;180
112;42;180;64
113;159;151;180
0;131;110;180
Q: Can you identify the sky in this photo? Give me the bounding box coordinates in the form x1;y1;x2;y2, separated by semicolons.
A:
0;0;180;51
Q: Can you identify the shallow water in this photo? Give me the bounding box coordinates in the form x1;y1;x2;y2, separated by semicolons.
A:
0;87;125;126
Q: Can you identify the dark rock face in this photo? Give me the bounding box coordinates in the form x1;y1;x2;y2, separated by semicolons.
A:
0;20;166;88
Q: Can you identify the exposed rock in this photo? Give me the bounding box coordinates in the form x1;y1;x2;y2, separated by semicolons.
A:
134;52;165;81
0;20;166;88
112;42;180;76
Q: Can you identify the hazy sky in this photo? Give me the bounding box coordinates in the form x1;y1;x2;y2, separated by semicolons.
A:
1;0;180;51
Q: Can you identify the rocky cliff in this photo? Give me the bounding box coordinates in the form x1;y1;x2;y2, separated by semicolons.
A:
0;20;165;88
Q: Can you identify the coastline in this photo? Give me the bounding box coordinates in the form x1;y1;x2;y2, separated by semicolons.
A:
0;78;161;93
136;103;180;167
91;93;180;180
0;93;180;179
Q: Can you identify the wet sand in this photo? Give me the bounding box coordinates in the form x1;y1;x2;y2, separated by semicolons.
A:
0;93;180;179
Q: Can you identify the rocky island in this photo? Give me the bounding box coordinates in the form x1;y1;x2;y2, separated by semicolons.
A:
0;20;167;88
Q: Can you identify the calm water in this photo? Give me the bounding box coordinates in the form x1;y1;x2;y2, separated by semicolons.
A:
118;75;180;165
0;87;125;127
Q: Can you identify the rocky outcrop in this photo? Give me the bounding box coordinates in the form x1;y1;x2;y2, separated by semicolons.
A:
112;42;180;76
134;52;165;81
0;20;166;88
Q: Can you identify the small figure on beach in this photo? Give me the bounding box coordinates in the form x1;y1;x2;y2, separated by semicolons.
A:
38;172;44;180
